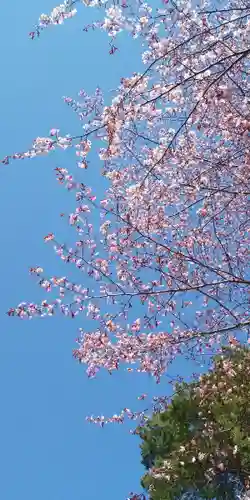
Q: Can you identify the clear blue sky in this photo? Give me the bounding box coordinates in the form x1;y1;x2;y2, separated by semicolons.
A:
0;2;205;499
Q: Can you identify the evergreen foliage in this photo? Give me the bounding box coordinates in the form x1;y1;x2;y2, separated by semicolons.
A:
139;346;250;500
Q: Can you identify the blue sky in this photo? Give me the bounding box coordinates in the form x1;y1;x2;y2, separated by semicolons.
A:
0;2;207;499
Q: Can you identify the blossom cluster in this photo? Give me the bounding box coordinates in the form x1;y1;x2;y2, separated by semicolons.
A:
29;0;155;45
29;0;92;38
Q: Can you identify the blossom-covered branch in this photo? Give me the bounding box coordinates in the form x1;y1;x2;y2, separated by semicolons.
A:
4;0;250;384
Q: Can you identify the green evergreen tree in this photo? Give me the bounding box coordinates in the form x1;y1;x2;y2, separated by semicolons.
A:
139;346;250;500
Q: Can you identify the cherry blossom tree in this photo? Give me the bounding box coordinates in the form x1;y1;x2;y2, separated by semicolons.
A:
3;0;250;384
